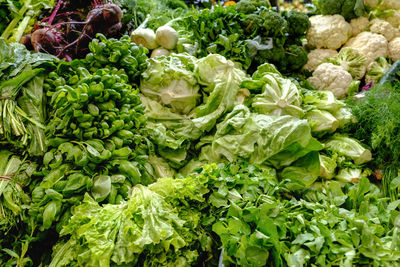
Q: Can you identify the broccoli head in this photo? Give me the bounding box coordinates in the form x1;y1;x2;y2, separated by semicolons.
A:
283;10;311;37
255;41;286;66
314;0;366;20
260;10;288;38
242;14;264;36
236;0;271;14
283;44;308;72
236;0;257;14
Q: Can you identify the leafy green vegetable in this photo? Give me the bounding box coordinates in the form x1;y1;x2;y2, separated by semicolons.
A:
0;150;37;265
305;109;339;134
140;53;199;114
200;105;319;168
319;153;337;179
0;38;56;155
313;0;366;20
50;185;203;266
1;0;55;43
244;63;304;117
193;54;246;131
348;82;400;199
29;35;152;231
115;0;188;32
324;134;372;165
46;162;400;267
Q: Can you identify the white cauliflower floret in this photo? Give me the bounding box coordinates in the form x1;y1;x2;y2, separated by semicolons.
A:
388;37;400;61
350;17;369;37
306;15;352;50
307;63;353;99
369;18;396;41
385;10;400;28
393;28;400;39
379;0;400;10
364;0;379;8
344;32;388;64
303;49;338;71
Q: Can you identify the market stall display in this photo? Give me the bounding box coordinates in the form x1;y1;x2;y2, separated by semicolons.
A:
1;0;400;266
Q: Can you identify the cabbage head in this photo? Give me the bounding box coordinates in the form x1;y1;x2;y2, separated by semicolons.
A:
140;53;199;114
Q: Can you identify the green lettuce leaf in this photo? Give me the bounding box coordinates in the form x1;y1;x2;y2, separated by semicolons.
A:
140;53;199;114
192;54;246;132
201;105;319;166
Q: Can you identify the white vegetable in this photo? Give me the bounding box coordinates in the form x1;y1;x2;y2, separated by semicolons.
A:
350;16;369;37
156;25;179;50
384;10;400;28
307;63;353;99
306;15;352;50
388;37;400;62
369;18;396;41
364;0;379;8
131;28;158;50
344;32;388;64
303;49;338;71
150;47;170;58
336;168;365;184
319;154;337;179
379;0;400;10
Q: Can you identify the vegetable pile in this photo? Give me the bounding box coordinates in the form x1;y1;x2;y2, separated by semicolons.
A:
1;0;400;266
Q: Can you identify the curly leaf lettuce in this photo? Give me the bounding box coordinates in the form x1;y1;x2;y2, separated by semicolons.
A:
242;63;304;118
192;54;246;132
50;184;202;267
140;53;199;114
201;105;321;168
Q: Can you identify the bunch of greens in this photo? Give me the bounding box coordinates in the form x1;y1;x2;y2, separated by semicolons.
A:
114;0;189;33
49;185;204;266
0;151;38;266
177;4;310;72
0;38;56;156
142;53;246;169
47;161;278;266
215;176;400;266
313;0;366;20
47;161;400;266
347;82;400;200
0;0;55;43
29;34;152;231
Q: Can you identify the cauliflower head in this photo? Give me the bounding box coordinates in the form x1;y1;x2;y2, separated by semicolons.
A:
308;63;353;99
303;48;338;71
344;31;388;64
379;0;400;10
306;15;352;50
364;0;379;8
388;37;400;61
385;10;400;28
350;16;369;37
327;47;367;80
370;18;396;41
